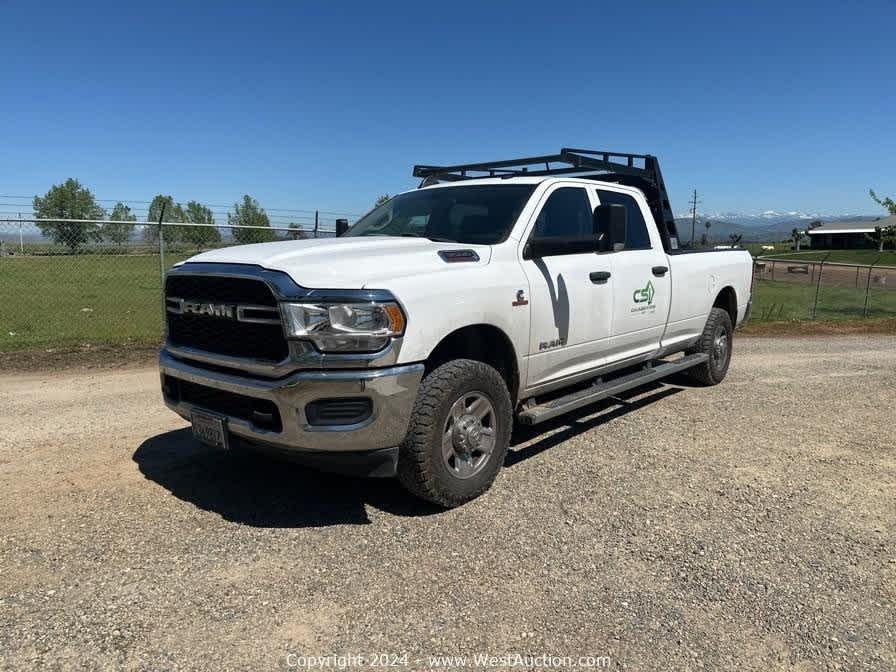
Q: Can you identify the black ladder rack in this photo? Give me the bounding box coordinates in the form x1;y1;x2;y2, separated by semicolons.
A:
413;147;680;251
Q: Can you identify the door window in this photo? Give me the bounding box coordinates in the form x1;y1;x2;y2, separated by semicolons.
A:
532;187;592;238
595;189;652;250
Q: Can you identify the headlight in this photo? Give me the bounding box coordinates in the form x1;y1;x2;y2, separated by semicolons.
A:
281;301;406;352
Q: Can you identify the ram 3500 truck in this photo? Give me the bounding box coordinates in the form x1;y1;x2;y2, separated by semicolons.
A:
160;148;752;507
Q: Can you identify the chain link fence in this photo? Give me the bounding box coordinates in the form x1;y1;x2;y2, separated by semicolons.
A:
4;221;896;353
752;255;896;321
0;218;337;352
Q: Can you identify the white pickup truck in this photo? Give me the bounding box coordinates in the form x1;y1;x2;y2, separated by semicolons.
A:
160;149;752;507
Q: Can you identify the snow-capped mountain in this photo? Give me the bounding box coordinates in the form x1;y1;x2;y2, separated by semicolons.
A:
672;212;879;242
672;210;865;226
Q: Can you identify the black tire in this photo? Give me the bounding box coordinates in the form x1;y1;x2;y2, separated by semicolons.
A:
397;359;512;507
686;307;734;386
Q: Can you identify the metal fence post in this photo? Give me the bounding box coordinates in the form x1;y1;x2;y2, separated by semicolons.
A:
811;252;830;319
862;254;882;318
157;205;167;326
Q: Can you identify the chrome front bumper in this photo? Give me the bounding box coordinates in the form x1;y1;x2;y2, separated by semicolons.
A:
159;350;424;454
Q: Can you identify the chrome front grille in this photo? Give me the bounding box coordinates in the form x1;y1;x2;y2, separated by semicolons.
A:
164;274;289;362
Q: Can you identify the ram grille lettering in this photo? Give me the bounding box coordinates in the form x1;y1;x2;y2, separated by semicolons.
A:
165;297;280;324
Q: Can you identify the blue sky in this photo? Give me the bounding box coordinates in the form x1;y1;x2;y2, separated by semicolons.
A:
2;0;894;221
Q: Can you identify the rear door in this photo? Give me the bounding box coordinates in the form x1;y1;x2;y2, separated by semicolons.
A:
593;187;672;361
520;184;613;388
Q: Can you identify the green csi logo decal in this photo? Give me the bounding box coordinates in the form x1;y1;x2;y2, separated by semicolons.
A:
633;280;655;305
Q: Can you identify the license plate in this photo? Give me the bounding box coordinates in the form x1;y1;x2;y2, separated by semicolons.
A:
191;410;229;450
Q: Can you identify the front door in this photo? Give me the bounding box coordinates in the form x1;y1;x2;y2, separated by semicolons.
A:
593;187;671;361
521;185;613;389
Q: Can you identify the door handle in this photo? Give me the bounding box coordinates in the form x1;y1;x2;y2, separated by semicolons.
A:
590;271;611;284
652;266;669;277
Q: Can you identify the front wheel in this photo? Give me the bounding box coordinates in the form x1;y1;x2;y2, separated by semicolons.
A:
686;307;734;385
397;359;512;507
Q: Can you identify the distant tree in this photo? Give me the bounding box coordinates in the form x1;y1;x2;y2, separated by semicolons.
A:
700;233;708;247
33;178;105;252
100;202;137;247
728;233;743;247
868;189;896;251
703;220;712;246
806;219;823;231
229;195;274;244
181;201;220;250
870;189;896;216
865;226;896;252
375;194;391;207
147;194;185;223
790;228;806;251
287;222;309;240
143;194;186;243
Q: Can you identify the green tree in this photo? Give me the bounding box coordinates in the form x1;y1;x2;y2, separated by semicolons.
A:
32;178;105;252
868;189;896;251
375;194;391;207
791;228;806;251
865;226;896;252
143;194;186;243
100;202;137;247
287;222;309;240
181;200;220;250
229;195;274;244
147;194;185;223
728;233;743;247
870;189;896;216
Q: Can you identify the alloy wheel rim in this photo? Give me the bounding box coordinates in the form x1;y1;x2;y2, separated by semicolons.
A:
713;327;729;368
441;392;497;479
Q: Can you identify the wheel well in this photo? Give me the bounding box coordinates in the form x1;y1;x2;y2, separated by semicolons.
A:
425;324;520;401
713;286;737;324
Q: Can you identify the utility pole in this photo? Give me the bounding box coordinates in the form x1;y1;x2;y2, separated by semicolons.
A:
689;189;701;246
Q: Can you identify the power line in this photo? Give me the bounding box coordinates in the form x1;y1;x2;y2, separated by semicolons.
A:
0;195;361;218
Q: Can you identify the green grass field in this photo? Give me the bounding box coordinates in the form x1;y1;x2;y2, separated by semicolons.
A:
1;254;187;352
2;252;895;353
752;278;896;321
747;245;896;266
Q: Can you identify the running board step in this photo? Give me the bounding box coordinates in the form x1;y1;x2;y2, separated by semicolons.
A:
517;353;709;425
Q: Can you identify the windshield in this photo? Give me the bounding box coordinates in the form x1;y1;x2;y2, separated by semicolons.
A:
344;184;536;245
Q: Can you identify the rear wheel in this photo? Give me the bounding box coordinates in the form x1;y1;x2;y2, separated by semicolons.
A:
686;307;733;386
397;359;512;507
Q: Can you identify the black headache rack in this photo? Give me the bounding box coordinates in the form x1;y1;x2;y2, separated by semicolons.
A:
413;148;681;251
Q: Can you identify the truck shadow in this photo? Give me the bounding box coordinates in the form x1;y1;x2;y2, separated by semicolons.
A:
133;383;684;528
506;383;684;467
132;429;443;528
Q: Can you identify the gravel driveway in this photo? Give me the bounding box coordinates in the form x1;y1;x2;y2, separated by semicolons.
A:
1;336;894;671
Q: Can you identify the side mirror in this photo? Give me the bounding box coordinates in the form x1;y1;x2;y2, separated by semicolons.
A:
335;218;349;236
523;235;601;259
594;204;627;252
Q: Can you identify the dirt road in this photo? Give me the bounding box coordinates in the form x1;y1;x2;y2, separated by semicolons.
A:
1;336;894;671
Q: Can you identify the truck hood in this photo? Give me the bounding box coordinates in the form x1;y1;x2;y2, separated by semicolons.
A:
183;236;493;288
